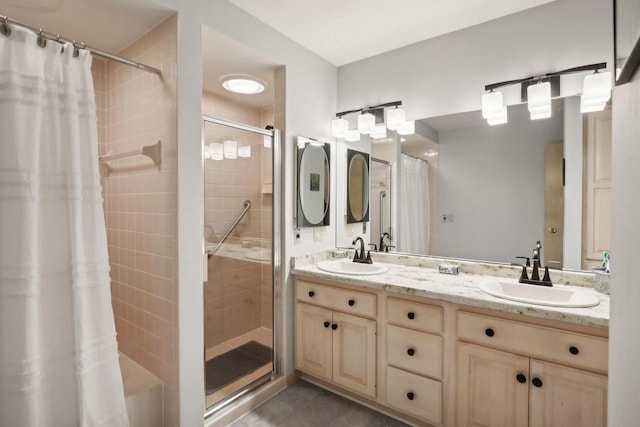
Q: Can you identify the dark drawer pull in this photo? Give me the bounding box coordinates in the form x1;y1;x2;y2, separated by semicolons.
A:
407;312;415;320
331;323;338;330
485;328;495;337
532;378;543;388
569;346;579;355
348;299;355;306
323;321;330;328
308;291;315;297
406;392;415;401
407;348;415;356
516;373;527;384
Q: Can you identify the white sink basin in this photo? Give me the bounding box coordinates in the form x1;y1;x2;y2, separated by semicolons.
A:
245;249;271;262
317;260;388;276
478;280;600;308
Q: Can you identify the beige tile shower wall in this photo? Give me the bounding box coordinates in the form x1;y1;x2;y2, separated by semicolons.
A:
96;15;178;427
202;91;274;347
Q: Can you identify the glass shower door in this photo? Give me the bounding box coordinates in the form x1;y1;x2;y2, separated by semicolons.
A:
201;116;278;411
371;158;392;248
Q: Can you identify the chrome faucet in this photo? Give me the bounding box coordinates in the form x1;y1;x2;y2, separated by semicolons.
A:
352;237;372;264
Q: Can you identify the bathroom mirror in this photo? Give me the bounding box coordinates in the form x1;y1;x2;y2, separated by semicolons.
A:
296;137;330;227
347;149;370;223
335;98;612;273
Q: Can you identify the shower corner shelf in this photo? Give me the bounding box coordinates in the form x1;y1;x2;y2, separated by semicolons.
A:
99;140;162;168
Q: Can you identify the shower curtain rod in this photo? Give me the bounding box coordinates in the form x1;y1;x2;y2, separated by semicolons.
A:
0;15;162;75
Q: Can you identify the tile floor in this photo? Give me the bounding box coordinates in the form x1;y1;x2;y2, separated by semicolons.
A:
229;380;410;427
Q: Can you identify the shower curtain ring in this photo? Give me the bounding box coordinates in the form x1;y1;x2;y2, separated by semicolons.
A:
0;16;11;37
73;41;82;58
37;29;47;48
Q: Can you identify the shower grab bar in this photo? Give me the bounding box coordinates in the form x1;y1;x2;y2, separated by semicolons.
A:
380;190;387;238
99;140;161;167
206;200;251;255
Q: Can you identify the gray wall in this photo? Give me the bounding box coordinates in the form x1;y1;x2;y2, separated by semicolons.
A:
609;70;640;427
438;116;563;263
337;0;613;121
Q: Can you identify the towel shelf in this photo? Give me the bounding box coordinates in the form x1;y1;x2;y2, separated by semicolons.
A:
99;140;161;167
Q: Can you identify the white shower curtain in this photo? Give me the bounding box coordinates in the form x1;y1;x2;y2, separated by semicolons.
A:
398;154;430;255
0;27;128;426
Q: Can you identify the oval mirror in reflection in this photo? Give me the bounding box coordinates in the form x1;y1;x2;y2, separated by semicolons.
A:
347;150;370;223
297;137;330;227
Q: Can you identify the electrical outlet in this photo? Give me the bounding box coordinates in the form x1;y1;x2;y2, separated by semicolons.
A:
442;214;454;223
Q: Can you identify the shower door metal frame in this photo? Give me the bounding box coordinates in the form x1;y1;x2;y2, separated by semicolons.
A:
201;115;282;418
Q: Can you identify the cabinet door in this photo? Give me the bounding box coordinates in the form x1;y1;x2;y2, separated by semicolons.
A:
529;359;607;427
295;303;333;380
332;311;376;398
457;342;529;427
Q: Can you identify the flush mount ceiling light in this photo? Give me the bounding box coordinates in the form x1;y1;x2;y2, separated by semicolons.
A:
219;74;266;95
482;62;608;124
331;101;414;138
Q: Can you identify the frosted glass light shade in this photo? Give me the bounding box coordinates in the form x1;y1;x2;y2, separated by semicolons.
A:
386;108;406;130
203;145;212;159
211;143;223;160
396;120;415;135
580;71;611;113
331;118;349;138
238;146;251;158
371;124;387;139
345;130;360;142
487;106;508;125
357;112;376;134
527;82;551;118
580;95;606;113
482;91;504;119
223;140;237;159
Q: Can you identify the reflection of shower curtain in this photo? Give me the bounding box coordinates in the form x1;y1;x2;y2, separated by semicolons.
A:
0;28;128;425
398;154;430;254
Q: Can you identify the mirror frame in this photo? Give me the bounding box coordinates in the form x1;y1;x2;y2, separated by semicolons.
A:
296;137;331;227
346;149;370;224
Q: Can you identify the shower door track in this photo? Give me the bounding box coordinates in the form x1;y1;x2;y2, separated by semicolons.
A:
201;114;283;419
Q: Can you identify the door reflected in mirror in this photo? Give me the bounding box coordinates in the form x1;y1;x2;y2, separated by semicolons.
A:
297;137;330;227
347;149;370;223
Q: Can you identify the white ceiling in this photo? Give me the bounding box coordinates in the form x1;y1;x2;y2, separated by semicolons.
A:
0;0;175;53
228;0;555;66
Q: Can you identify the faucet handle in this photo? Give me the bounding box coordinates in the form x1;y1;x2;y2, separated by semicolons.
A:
368;243;378;252
515;256;531;267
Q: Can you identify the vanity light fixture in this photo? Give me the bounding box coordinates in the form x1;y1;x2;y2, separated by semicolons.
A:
331;100;414;138
223;140;238;159
238;146;251;158
220;74;266;95
211;143;224;160
483;62;609;124
345;130;361;142
527;81;552;120
580;71;612;112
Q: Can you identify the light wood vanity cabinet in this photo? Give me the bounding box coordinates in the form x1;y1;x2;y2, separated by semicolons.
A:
294;277;608;427
456;311;608;427
295;281;377;398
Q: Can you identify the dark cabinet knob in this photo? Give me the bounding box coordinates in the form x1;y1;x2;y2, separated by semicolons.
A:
485;328;495;337
407;348;415;356
323;321;330;328
331;323;338;330
569;346;579;355
308;291;315;297
532;378;543;388
406;392;415;401
348;299;355;306
407;312;415;320
516;374;527;384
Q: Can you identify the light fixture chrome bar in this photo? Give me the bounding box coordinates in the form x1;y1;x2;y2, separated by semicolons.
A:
0;15;162;75
485;62;607;92
336;100;402;118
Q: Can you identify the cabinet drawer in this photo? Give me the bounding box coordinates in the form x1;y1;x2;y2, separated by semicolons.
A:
387;297;442;334
386;365;442;424
387;325;442;379
457;311;608;373
296;280;376;318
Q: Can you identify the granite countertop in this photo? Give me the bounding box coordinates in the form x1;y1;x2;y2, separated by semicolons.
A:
291;254;609;329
